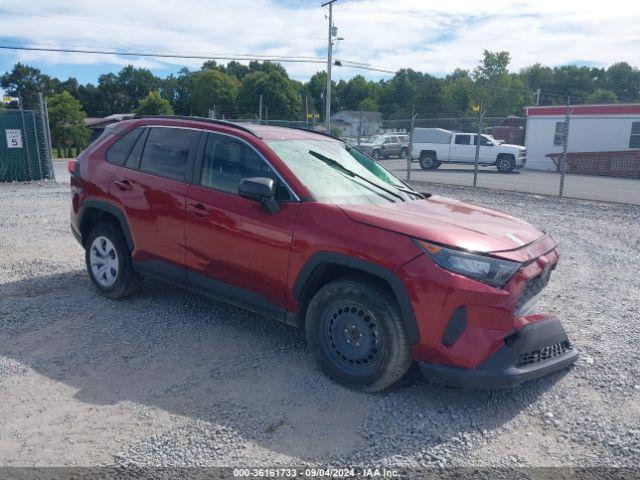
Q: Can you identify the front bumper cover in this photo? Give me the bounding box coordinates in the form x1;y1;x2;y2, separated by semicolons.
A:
419;317;579;389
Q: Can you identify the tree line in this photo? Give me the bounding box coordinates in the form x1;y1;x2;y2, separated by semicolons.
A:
2;51;639;153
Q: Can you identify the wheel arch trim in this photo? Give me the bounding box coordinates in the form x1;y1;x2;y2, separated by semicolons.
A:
292;252;420;344
79;199;134;251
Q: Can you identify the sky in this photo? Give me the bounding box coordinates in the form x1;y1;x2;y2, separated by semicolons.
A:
0;0;639;86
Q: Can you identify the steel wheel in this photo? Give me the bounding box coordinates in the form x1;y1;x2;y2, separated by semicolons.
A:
323;301;384;372
89;236;119;287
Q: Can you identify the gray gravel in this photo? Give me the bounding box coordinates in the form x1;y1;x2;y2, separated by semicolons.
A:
0;170;639;468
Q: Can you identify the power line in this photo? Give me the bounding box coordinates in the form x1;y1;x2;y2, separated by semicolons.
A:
0;44;396;74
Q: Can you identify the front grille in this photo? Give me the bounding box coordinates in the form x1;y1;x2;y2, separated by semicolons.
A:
517;341;572;367
516;269;551;311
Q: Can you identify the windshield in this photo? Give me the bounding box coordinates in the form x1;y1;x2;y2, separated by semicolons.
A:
266;138;415;205
367;135;386;144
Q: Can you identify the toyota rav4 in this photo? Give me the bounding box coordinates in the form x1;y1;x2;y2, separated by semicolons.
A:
69;116;578;391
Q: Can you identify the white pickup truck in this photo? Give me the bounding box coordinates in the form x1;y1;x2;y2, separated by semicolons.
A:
411;128;526;172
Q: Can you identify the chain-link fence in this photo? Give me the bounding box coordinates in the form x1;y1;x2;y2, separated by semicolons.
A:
226;106;640;205
0;96;54;182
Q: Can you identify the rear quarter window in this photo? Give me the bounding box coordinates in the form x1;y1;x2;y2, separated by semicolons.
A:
106;127;144;166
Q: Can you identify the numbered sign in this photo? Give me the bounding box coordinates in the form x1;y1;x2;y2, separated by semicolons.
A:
5;129;23;148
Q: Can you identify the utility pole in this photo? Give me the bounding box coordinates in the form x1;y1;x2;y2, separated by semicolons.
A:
259;94;263;123
473;103;484;188
305;95;309;129
322;0;338;133
534;88;541;106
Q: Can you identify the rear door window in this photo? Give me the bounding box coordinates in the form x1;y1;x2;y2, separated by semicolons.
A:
106;127;144;166
139;127;200;182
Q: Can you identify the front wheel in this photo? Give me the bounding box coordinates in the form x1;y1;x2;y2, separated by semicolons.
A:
305;277;412;392
496;155;516;172
372;149;380;160
85;223;142;299
399;148;409;159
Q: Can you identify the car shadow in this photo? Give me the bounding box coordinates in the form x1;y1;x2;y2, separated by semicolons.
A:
1;270;569;463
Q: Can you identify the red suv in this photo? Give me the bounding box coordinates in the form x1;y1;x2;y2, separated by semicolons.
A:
69;116;578;391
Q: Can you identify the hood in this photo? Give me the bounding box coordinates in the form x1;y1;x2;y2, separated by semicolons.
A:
357;143;378;149
338;196;545;255
501;142;526;151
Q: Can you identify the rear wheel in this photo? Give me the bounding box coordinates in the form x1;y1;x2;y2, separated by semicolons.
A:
496;154;516;172
305;277;412;392
419;152;440;170
85;223;142;299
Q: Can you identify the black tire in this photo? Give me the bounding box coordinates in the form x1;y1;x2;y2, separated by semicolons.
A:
399;147;409;159
419;153;440;170
372;149;380;160
85;222;142;299
305;277;412;392
496;154;516;172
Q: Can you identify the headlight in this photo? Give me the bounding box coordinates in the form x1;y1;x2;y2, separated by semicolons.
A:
415;240;520;288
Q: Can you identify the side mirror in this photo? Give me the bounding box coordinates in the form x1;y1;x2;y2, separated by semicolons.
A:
238;177;279;214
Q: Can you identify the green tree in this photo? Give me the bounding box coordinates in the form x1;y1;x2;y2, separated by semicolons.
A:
337;75;379;111
473;51;510;81
135;91;174;116
443;69;474;115
473;51;530;114
225;61;251;81
304;71;337;119
358;97;379;111
95;65;160;114
0;63;54;108
239;62;301;119
191;68;240;117
605;62;640;101
378;69;445;119
161;68;195;115
585;89;618;104
46;91;91;157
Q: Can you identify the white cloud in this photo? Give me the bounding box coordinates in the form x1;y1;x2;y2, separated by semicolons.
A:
0;0;639;80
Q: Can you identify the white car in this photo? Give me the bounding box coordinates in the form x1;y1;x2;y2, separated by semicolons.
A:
411;128;526;172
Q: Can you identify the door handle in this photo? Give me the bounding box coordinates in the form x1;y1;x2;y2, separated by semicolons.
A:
114;179;133;191
189;202;211;217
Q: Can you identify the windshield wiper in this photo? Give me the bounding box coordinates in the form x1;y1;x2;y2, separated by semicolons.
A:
395;185;428;199
344;145;429;199
308;150;404;201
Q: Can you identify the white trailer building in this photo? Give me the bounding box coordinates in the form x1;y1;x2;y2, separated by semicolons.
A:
524;104;640;172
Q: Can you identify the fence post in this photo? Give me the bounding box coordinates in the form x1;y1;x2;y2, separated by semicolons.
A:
559;98;571;197
407;113;417;182
39;92;55;180
473;104;484;188
18;96;34;181
30;111;44;180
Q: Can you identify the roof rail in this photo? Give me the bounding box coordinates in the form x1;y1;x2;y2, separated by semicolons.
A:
137;115;259;137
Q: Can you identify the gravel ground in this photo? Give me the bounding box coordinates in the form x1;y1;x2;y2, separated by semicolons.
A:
0;171;639;469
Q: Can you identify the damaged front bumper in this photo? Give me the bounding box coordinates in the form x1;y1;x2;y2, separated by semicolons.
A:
419;316;579;389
